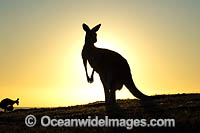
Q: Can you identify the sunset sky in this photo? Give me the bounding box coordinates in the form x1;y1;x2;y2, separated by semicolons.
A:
0;0;199;107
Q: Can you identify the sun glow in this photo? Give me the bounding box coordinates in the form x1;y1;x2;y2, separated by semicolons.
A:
0;1;199;107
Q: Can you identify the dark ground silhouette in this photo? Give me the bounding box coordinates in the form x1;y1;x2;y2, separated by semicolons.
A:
0;93;200;132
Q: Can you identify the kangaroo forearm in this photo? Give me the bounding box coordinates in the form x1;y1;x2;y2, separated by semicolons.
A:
85;67;89;78
91;69;95;78
83;59;89;78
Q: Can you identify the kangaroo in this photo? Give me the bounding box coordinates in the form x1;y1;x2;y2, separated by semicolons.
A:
0;98;19;112
81;23;150;106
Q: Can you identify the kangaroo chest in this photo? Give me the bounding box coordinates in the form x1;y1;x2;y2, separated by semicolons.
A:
87;50;101;68
84;46;103;70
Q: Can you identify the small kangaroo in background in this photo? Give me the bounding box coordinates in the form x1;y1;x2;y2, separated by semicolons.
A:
82;23;150;107
0;98;19;112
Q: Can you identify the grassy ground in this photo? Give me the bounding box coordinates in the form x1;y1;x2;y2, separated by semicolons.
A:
0;93;200;133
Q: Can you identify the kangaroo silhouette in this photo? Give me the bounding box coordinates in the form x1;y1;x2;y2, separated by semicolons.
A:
82;23;150;106
0;98;19;112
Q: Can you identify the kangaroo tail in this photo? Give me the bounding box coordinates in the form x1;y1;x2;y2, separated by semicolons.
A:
124;76;149;100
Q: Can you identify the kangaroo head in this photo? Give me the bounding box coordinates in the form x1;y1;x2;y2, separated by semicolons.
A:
83;23;101;44
16;98;19;105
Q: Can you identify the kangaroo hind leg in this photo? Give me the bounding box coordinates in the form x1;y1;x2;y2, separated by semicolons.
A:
110;89;116;104
100;75;111;105
100;73;115;105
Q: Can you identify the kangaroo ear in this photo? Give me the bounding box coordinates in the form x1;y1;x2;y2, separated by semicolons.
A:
92;24;101;32
82;23;90;32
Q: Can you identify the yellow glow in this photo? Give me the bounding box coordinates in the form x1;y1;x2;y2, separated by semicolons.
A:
0;1;200;107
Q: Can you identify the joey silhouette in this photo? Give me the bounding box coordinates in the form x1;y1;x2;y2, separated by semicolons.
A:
82;23;150;107
0;98;19;112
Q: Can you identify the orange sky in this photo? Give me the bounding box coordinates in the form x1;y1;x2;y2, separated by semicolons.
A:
0;1;200;107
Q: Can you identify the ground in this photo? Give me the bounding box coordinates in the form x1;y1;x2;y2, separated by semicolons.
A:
0;93;200;132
